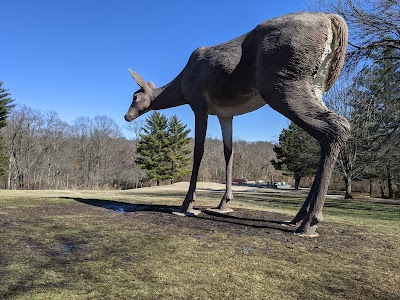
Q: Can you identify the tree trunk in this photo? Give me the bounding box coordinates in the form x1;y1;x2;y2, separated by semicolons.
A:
18;173;24;189
7;157;12;190
379;181;386;198
369;180;373;195
294;175;301;190
344;176;353;199
387;172;394;199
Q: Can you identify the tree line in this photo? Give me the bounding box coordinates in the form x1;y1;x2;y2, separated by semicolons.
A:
0;105;142;189
0;101;285;190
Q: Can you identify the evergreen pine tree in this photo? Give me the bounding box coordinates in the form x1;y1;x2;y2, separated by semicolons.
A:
135;112;171;186
135;112;192;186
272;123;320;189
0;81;15;177
166;115;191;183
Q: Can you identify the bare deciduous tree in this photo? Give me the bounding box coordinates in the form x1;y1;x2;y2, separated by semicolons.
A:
2;106;145;190
316;0;400;72
324;81;370;198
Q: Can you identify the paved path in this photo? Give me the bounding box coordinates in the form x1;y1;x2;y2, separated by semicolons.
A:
131;182;259;193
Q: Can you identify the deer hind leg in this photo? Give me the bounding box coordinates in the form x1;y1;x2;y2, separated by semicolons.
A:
282;179;317;227
259;79;350;236
206;116;234;214
295;133;348;237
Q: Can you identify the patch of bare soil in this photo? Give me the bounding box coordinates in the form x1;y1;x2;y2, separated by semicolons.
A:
124;206;391;254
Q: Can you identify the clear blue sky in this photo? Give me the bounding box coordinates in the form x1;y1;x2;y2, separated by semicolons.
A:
2;0;310;142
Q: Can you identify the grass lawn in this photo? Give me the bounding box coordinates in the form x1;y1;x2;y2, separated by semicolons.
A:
0;187;399;299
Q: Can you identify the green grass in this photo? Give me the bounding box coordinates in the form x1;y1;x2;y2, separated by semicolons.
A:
0;188;399;299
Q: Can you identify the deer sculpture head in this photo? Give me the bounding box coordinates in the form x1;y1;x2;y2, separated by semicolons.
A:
124;69;156;122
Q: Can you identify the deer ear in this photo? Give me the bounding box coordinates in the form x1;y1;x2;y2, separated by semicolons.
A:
128;68;148;89
148;81;156;90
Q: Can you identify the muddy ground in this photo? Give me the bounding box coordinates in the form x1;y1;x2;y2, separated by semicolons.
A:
27;195;393;257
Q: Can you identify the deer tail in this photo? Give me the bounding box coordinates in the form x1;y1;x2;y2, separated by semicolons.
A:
324;14;348;92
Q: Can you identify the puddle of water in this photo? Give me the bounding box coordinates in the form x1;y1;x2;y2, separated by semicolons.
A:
243;245;255;254
104;205;126;213
60;243;78;255
113;207;125;213
104;204;173;214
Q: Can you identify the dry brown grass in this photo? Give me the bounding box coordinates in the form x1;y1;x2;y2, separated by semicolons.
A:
0;187;399;299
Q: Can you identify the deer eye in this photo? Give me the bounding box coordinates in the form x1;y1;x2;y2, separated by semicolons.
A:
136;99;146;110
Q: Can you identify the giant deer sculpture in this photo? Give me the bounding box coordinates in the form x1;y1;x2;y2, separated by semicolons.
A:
125;12;350;237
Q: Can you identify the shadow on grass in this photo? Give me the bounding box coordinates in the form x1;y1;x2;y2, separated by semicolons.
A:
204;210;284;225
61;197;180;213
62;197;295;234
201;210;295;233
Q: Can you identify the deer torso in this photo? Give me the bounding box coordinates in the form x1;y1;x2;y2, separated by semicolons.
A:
181;12;335;117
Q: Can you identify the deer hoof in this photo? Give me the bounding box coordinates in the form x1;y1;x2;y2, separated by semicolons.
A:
205;208;234;214
172;209;202;217
293;231;319;238
281;221;298;227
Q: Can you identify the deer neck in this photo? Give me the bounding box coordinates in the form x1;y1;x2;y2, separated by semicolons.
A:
151;74;186;110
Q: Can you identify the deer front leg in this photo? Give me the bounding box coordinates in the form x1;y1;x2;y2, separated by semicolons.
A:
174;111;208;216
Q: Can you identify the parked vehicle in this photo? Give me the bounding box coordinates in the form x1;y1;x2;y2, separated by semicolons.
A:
233;178;247;184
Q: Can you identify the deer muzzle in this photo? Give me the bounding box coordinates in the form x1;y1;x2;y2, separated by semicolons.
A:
124;108;139;122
